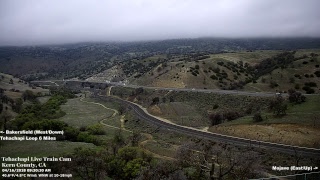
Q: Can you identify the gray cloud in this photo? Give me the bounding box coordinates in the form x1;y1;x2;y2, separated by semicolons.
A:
0;0;319;45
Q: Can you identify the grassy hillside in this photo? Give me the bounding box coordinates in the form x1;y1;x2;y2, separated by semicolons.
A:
0;73;50;120
245;49;320;93
99;49;320;93
0;73;49;98
127;51;265;88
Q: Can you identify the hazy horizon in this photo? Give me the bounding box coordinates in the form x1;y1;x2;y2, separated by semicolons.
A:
1;0;320;46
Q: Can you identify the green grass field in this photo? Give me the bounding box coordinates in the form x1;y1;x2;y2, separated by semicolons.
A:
75;96;126;131
58;97;114;128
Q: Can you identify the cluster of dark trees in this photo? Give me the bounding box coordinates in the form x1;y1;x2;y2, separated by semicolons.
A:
302;82;318;94
121;56;175;78
209;110;242;126
0;88;40;115
0;88;110;146
9;93;69;130
189;65;200;76
48;146;153;179
288;89;306;103
208;89;307;125
253;51;296;77
46;137;262;179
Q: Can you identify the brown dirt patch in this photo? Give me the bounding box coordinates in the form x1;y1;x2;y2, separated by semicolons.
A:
4;91;22;99
147;105;163;116
209;124;320;148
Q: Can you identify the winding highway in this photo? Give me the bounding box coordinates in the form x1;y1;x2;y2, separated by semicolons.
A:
31;80;320;156
98;94;320;157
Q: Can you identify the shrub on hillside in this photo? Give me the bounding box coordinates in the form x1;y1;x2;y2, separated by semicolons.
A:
212;104;219;109
288;89;306;104
22;90;37;102
302;86;315;94
223;110;241;121
269;81;279;88
209;113;223;126
289;77;295;83
253;112;263;122
304;82;317;87
77;132;100;145
268;96;287;116
87;124;105;135
213;67;220;73
191;72;197;76
217;62;224;66
210;75;217;80
209;110;241;126
11;98;23;113
135;87;144;95
64;126;80;141
151;97;160;105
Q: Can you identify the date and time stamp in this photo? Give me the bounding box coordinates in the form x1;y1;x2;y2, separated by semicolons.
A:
1;130;72;178
1;156;72;178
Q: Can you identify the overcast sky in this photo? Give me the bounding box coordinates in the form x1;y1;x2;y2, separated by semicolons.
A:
0;0;319;46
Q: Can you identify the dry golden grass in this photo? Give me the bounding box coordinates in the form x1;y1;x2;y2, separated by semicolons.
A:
4;91;22;99
209;124;320;148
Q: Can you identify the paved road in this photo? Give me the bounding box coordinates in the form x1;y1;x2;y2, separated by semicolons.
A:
32;80;290;97
97;94;320;157
31;80;60;87
128;85;278;97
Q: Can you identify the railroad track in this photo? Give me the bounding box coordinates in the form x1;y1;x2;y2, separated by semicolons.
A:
98;94;320;157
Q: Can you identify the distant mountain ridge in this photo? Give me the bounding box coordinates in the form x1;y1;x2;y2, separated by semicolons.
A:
1;38;320;82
